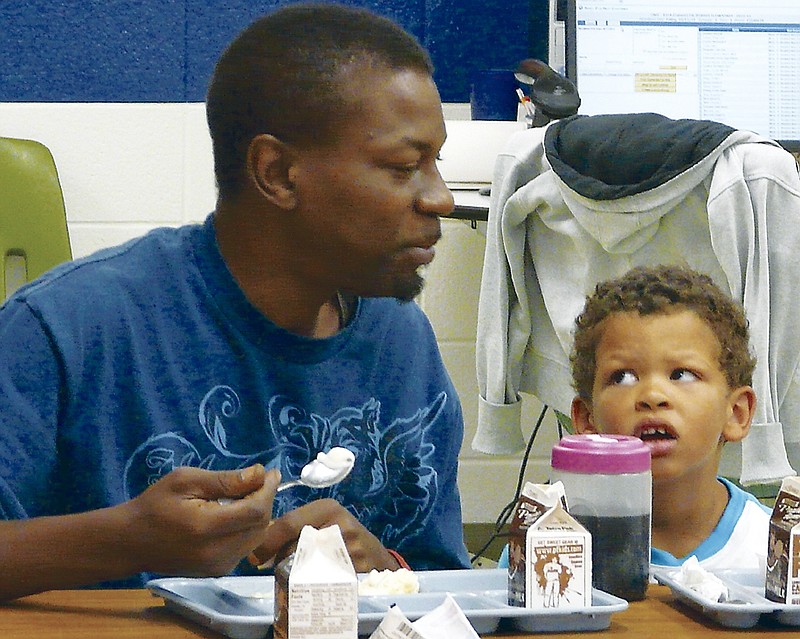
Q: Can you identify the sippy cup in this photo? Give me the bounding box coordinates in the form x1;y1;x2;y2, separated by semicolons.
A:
550;434;652;601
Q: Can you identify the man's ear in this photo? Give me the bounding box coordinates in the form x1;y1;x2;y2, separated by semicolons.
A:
246;134;298;209
722;385;757;443
571;396;597;434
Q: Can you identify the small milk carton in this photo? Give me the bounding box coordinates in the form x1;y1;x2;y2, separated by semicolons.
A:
766;476;800;604
508;481;592;610
273;524;358;639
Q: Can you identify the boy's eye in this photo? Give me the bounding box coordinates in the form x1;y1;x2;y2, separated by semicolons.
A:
609;370;637;385
670;368;698;382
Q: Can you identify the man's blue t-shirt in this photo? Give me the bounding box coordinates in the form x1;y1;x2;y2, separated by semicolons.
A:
0;215;470;586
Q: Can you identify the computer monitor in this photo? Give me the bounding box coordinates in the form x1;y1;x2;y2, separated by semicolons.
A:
565;0;800;151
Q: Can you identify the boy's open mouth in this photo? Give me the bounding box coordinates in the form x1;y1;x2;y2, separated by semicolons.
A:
634;422;678;457
636;425;677;441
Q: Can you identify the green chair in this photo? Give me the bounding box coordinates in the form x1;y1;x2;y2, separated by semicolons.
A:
0;137;72;299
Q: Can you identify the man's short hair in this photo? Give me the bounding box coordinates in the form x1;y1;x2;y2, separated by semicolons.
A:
571;264;756;400
206;2;434;200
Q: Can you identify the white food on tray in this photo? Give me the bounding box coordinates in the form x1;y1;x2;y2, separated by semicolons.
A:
358;568;420;595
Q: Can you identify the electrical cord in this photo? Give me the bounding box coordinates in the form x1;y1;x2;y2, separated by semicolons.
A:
469;404;549;564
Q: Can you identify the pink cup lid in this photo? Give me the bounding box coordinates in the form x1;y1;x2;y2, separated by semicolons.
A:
551;434;651;474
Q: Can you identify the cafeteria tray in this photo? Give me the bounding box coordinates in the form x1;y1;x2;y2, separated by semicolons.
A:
147;568;628;639
653;568;800;629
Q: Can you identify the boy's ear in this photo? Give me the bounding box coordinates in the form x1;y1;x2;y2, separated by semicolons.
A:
571;396;597;434
246;134;298;209
722;385;757;443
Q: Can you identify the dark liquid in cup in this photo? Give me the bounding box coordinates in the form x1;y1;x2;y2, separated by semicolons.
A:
573;513;650;601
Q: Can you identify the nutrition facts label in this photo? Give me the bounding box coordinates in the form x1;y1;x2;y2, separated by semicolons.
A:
288;584;358;637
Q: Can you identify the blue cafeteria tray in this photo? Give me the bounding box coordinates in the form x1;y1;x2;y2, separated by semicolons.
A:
653;568;800;629
148;568;628;639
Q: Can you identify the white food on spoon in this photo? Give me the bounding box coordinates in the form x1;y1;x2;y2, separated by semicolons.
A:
219;447;355;504
299;446;355;487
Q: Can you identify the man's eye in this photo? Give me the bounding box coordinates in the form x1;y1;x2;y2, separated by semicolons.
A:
610;370;637;385
390;164;417;177
671;368;698;382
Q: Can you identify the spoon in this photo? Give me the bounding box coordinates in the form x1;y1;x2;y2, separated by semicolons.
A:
218;447;355;504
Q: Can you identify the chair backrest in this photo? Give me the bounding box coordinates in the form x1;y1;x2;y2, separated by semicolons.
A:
0;137;72;299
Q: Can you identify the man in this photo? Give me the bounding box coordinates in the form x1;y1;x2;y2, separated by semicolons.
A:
0;2;468;601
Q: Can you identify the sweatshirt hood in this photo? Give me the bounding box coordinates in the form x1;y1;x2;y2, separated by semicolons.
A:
538;113;757;253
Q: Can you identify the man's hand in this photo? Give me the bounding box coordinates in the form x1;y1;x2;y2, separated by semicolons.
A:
0;464;282;601
248;498;399;572
123;464;281;576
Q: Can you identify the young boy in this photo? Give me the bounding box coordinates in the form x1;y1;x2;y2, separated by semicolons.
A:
570;264;769;574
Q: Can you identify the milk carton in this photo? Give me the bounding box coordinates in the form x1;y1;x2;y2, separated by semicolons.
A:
273;524;358;639
508;482;592;610
766;476;800;604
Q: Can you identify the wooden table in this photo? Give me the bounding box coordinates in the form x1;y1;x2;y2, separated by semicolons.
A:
0;585;795;638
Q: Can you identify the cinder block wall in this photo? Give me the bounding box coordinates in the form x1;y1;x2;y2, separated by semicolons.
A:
419;203;560;526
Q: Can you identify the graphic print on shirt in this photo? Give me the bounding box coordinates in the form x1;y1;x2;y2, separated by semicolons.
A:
123;385;447;550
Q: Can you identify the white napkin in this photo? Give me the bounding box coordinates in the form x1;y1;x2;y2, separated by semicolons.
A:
368;594;479;639
368;607;427;639
673;556;729;602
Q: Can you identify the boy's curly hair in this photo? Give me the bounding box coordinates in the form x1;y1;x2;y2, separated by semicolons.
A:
571;264;756;401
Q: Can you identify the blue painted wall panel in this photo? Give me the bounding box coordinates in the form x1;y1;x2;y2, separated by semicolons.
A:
184;0;428;101
1;0;185;101
184;0;284;102
0;0;545;102
425;0;530;103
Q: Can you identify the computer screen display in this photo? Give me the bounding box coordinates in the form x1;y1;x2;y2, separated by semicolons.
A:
565;0;800;150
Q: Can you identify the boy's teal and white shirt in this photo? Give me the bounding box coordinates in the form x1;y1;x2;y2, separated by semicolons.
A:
650;477;769;575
